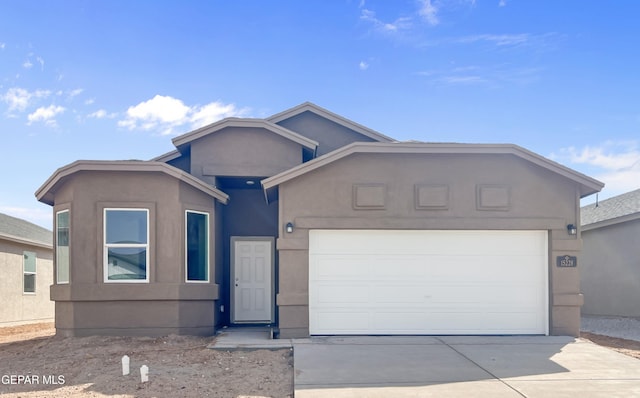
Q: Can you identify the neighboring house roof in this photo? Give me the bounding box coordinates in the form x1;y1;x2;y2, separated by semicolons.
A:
35;160;230;206
267;102;395;143
262;142;604;200
581;188;640;231
0;212;52;249
172;118;319;152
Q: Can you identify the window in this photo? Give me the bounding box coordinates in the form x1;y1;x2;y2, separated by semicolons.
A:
23;251;36;293
186;211;209;282
56;210;70;283
104;209;149;282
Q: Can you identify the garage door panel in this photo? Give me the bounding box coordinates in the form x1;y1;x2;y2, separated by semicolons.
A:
315;284;369;304
309;230;548;335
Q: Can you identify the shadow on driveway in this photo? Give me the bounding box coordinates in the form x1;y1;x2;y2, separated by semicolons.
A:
293;336;640;397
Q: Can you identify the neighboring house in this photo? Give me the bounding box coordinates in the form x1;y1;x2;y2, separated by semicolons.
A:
580;188;640;318
0;212;54;327
35;102;604;338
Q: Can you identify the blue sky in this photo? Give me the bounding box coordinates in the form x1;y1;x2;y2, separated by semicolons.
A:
2;0;639;229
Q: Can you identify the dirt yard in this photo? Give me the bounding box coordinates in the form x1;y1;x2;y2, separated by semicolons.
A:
2;324;640;398
0;323;293;398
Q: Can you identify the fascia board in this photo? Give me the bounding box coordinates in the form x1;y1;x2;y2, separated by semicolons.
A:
171;118;318;150
267;102;395;143
582;212;640;231
36;160;229;206
261;142;604;198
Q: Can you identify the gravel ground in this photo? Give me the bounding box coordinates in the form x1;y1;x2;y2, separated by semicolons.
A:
581;315;640;342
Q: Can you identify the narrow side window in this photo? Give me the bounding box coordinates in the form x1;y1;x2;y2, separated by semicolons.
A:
186;211;209;282
56;210;70;283
23;251;37;294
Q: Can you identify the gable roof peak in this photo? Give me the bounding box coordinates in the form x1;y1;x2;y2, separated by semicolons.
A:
267;102;395;143
171;117;318;151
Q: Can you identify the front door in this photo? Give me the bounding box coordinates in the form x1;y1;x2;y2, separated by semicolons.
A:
231;237;274;323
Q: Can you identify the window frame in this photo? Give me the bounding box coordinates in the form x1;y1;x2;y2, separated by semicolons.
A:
23;251;37;294
56;209;70;284
185;210;210;283
103;208;150;283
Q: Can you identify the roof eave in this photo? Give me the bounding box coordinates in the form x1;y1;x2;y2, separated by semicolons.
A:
171;118;319;151
582;212;640;231
0;232;52;249
267;102;395;143
35;160;230;206
262;142;605;198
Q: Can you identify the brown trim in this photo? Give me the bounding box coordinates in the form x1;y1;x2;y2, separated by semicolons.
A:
35;160;229;206
172;118;319;150
267;102;395;143
262;142;604;198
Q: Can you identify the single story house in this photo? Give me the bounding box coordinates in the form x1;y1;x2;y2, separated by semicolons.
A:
35;102;603;338
0;212;54;327
580;188;640;317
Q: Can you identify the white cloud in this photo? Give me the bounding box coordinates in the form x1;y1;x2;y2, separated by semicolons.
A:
36;56;45;70
360;8;412;33
84;98;95;105
88;109;108;119
418;0;439;26
27;105;65;126
68;88;83;98
2;87;51;112
552;141;640;196
118;95;249;135
23;60;33;69
456;33;531;47
499;0;508;6
359;61;369;70
0;43;5;50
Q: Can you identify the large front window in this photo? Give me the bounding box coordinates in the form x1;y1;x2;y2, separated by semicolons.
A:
186;211;209;282
56;210;70;283
104;209;149;282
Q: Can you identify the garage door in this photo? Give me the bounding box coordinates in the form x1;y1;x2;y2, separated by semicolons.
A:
309;230;548;335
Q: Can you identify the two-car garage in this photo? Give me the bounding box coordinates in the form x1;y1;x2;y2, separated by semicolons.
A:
308;229;548;335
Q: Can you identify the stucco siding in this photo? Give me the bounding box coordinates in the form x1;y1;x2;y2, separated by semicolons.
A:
190;127;304;182
0;240;54;326
275;111;377;156
276;152;584;337
581;219;640;317
48;169;220;336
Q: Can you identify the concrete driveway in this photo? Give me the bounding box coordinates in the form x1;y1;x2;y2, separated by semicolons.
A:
293;336;640;397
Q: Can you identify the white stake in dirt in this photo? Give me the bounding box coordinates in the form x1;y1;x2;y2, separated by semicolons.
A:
140;365;149;383
121;355;130;376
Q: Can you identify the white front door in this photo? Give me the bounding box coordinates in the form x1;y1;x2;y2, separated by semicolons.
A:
231;237;274;323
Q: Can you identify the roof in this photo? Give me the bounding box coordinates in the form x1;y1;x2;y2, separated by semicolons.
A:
267;102;395;143
0;212;52;249
172;118;319;151
581;188;640;230
35;160;230;206
262;142;604;200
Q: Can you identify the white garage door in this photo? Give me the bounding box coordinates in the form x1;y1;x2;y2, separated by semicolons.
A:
309;230;548;335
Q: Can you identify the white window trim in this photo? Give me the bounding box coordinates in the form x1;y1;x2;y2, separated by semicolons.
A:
23;251;36;295
103;208;150;283
185;210;210;283
56;209;70;284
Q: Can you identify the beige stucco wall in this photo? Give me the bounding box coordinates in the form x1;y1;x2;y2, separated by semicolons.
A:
581;219;640;317
275;152;585;338
49;170;220;336
0;239;54;326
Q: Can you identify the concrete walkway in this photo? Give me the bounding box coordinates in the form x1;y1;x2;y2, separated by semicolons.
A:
293;336;640;397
